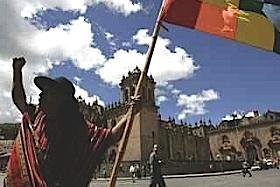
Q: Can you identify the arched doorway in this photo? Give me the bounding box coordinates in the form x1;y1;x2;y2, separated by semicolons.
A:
268;127;280;159
245;143;259;163
219;135;237;161
240;131;262;165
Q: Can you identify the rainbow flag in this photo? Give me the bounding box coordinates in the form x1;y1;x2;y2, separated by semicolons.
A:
161;0;280;54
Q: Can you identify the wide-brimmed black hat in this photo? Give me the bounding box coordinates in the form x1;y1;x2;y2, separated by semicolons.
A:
34;76;75;97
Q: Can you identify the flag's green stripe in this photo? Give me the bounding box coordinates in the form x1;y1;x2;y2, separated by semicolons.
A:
239;0;264;15
274;27;280;53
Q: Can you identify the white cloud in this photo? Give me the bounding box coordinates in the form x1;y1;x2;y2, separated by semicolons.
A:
97;29;199;86
222;111;256;121
154;87;167;106
155;88;166;97
20;0;142;17
122;41;132;47
105;32;114;40
19;1;89;17
74;76;82;85
222;113;243;121
171;89;181;96
166;84;174;90
17;0;142;19
177;89;220;120
178;109;189;121
245;111;255;118
0;1;197;123
0;1;104;71
0;58;42;123
96;29;199;112
74;85;105;106
0;0;141;123
97;49;145;85
163;84;181;96
93;0;142;16
132;29;152;45
0;0;107;123
0;60;13;93
104;31;117;48
0;59;21;123
21;4;46;18
222;115;233;121
156;95;168;105
28;17;106;70
134;29;199;85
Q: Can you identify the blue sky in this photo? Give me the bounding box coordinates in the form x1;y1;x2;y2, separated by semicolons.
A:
0;0;280;125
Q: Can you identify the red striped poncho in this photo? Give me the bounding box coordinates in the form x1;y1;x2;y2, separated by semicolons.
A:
5;109;112;187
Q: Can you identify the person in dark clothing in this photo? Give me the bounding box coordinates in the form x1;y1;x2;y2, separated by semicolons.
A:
6;57;138;186
242;161;252;177
149;144;166;187
141;164;147;177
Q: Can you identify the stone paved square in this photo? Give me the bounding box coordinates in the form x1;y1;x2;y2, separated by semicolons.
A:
89;169;280;187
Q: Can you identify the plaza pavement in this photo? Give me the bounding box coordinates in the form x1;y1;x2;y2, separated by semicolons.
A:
0;169;279;187
90;169;280;187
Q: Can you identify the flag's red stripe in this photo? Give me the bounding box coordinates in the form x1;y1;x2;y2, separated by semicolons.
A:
162;0;202;29
162;0;237;39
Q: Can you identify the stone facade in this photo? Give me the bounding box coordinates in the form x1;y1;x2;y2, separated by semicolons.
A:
159;121;211;162
208;111;280;164
80;67;211;168
77;67;280;174
103;67;160;164
1;68;280;175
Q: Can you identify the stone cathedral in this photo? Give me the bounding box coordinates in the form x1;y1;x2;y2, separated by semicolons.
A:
0;68;279;174
77;67;280;174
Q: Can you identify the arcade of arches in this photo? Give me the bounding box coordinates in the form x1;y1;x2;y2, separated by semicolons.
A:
209;112;280;164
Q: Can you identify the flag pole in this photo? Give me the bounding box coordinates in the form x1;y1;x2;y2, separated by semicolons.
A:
107;0;166;186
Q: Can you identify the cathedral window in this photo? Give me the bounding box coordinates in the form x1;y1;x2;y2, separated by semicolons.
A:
222;135;230;144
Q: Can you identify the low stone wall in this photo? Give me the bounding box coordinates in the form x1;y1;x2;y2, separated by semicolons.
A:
161;160;242;175
97;160;242;178
97;161;146;178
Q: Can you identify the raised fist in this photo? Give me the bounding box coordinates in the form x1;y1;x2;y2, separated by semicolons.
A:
13;57;26;70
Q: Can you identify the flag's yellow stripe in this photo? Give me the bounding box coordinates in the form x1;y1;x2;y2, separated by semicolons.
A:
236;12;275;50
202;0;240;8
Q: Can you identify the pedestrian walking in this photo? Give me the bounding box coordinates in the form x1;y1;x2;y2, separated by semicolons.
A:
135;163;141;179
149;144;166;187
242;161;252;177
129;164;136;183
102;166;107;178
141;164;147;177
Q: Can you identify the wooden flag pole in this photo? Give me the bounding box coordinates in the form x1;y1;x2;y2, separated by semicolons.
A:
108;0;166;186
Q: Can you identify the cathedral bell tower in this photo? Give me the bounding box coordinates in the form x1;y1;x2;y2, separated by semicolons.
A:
118;67;160;163
119;66;156;107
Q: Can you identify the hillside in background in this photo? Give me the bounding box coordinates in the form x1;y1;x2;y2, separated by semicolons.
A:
0;123;19;140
